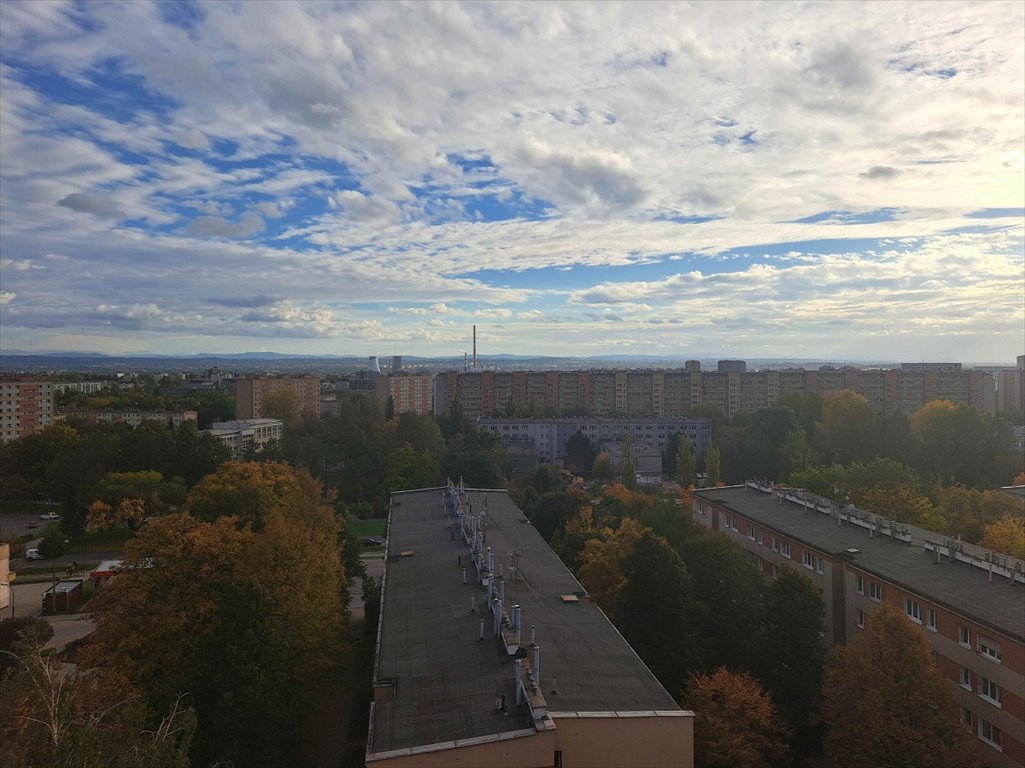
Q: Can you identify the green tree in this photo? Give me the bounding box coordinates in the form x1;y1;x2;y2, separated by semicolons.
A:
592;451;613;483
822;603;979;768
675;441;696;487
259;386;303;429
38;526;69;588
705;445;721;485
686;668;790;768
620;432;637;490
564;430;595;473
752;568;826;759
815;391;877;465
442;429;504;488
384;395;395;422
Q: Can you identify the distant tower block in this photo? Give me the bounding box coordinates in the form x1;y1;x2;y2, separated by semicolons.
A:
369;356;381;374
392;355;402;372
685;360;701;372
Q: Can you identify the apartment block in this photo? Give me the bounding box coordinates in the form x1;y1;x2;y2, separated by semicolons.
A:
62;409;198;429
479;417;712;465
692;483;1025;768
375;372;434;415
367;484;693;767
234;376;320;421
435;365;996;421
0;379;55;442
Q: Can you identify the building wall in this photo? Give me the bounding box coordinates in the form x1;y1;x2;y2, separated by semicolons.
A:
549;712;694;768
0;380;55;442
234;377;320;421
693;490;1025;768
366;724;556;768
377;373;434;415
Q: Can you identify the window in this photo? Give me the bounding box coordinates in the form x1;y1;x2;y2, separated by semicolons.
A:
927;609;938;632
771;537;779;553
802;551;814;570
856;609;866;628
960;666;972;690
756;530;764;545
869;582;883;601
816;557;824;575
978;636;1001;663
979;677;1001;707
979;719;1002;750
961;707;973;729
781;541;791;559
856;575;864;594
959;625;971;648
905;599;921;623
747;525;756;541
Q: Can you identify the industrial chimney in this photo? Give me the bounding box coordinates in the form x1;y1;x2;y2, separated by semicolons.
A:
369;356;381;374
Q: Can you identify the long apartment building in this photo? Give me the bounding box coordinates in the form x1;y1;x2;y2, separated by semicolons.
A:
368;484;693;767
478;417;712;464
374;371;434;416
692;483;1025;768
60;409;198;428
0;379;55;442
233;376;320;421
435;364;996;421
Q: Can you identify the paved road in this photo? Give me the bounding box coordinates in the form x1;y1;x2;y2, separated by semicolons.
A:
5;581;96;651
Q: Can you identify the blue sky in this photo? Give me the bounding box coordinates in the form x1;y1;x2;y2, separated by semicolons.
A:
1;1;1022;362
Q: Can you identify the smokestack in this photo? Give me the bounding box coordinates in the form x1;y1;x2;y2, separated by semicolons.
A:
531;623;536;646
515;659;523;705
534;645;541;681
473;325;477;368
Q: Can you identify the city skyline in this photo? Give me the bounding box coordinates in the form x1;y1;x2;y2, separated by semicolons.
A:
1;1;1023;361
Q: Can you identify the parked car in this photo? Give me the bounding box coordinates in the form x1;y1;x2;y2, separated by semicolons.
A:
40;512;59;521
25;548;43;560
361;537;384;547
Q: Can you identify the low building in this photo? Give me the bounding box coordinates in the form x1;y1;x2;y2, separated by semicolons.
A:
62;409;198;429
692;483;1025;768
478;417;711;466
367;484;694;768
206;419;283;461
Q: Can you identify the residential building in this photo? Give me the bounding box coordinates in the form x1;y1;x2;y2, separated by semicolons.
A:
997;356;1024;414
367;484;693;767
233;376;320;421
436;365;996;420
61;409;198;429
478;417;711;465
54;380;110;395
375;372;434;415
692;483;1025;768
0;379;55;442
206;419;283;461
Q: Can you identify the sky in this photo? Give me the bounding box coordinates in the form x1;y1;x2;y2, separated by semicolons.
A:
1;1;1023;362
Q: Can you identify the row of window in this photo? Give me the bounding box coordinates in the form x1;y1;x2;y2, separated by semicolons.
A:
962;708;1003;751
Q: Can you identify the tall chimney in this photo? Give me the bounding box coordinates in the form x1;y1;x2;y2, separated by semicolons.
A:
473;325;477;369
534;645;541;681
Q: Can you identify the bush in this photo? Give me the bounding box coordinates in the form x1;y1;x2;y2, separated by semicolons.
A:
0;533;25;558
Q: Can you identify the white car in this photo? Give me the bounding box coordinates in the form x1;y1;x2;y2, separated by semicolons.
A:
25;548;43;560
40;512;59;521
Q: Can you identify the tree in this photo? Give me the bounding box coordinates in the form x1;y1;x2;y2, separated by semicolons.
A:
592;451;613;483
184;460;305;531
979;515;1025;558
384;395;395;422
38;526;69;588
815;391;877;466
679;533;764;671
442;429;504;488
564;430;595;473
751;568;825;759
705;445;721;486
577;517;648;612
620;432;637;490
675;441;696;487
614;531;701;691
822;604;979;768
259;386;302;429
685;668;789;768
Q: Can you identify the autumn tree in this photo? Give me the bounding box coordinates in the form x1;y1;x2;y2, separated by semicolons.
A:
685;668;789;768
705;445;721;486
592;451;613;483
980;515;1025;559
822;603;979;768
184;460;304;531
577;517;648;612
815;390;878;465
259;386;303;430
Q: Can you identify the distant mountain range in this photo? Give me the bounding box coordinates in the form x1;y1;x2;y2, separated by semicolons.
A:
3;350;1014;375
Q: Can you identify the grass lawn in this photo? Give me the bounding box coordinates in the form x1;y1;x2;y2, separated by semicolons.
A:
348;519;387;538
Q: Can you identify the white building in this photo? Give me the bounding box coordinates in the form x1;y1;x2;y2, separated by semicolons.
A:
206;419;284;461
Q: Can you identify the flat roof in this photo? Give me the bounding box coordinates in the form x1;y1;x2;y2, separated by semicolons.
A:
695;485;1025;642
371;488;678;754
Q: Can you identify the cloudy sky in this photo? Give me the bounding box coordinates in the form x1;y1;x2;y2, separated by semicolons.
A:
1;1;1022;362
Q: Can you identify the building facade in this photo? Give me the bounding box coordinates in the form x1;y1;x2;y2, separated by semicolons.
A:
233;376;320;421
206;419;283;461
478;417;711;465
436;365;996;421
367;485;693;768
692;483;1025;768
375;372;434;415
0;379;55;442
61;409;198;429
